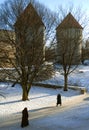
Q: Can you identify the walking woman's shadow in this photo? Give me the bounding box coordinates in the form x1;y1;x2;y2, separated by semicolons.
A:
84;97;89;101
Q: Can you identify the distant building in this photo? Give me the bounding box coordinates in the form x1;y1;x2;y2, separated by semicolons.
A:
56;13;83;64
0;29;15;67
14;3;45;64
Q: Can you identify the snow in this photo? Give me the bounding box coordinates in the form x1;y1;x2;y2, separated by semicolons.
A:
0;64;89;130
44;65;89;91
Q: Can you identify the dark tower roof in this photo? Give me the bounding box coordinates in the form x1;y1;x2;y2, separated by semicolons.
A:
14;3;44;27
56;13;83;30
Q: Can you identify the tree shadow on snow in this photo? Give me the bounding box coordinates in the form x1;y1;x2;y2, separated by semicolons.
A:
30;94;53;100
29;106;55;112
0;99;22;105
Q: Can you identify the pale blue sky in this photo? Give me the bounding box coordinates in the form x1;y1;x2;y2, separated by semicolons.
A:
0;0;89;14
0;0;6;4
40;0;89;14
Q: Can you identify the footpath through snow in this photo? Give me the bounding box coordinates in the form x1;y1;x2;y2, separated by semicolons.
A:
0;92;88;129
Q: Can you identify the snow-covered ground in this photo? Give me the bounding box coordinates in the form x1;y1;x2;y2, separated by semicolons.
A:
45;64;89;91
0;64;89;130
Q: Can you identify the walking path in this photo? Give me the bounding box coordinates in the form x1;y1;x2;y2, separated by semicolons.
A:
0;93;89;130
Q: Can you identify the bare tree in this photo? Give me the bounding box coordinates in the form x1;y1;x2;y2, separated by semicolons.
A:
0;0;56;100
56;12;83;91
57;34;82;91
55;4;89;91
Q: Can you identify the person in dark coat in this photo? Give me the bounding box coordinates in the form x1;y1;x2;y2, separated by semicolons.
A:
21;107;29;128
56;94;62;107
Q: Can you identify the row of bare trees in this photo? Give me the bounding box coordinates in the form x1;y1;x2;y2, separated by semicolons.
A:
0;0;89;100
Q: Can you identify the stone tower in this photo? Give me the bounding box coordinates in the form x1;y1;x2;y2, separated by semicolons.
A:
14;3;45;64
56;13;83;64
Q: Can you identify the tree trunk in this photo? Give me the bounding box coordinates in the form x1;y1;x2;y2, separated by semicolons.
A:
64;74;68;91
22;87;29;101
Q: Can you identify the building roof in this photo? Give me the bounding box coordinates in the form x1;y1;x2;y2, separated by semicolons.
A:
14;3;44;27
56;13;83;30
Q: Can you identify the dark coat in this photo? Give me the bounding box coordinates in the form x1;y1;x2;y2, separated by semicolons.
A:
57;94;62;106
21;107;29;128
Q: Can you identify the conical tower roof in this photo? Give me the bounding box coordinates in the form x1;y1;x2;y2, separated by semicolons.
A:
56;13;83;30
15;3;44;27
